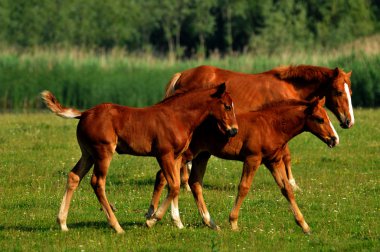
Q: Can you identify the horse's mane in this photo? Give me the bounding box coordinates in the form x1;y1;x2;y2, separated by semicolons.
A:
156;86;217;106
270;65;335;83
253;99;310;112
156;89;188;105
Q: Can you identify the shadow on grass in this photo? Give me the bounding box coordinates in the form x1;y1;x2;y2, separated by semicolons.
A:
0;221;145;233
0;225;52;232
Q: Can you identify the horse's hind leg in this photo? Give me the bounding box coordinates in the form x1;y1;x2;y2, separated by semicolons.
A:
268;160;310;234
181;161;192;191
57;154;94;231
91;155;124;234
283;145;300;191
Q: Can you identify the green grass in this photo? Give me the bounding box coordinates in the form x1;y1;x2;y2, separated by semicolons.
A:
0;110;379;251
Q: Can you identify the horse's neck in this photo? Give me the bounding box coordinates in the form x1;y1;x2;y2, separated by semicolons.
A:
271;106;307;142
164;96;211;132
278;72;332;100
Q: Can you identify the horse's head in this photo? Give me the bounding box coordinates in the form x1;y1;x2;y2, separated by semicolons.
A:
210;83;238;137
305;97;339;148
325;68;354;129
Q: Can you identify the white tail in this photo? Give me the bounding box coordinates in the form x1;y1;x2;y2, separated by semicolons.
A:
164;73;181;98
41;90;82;119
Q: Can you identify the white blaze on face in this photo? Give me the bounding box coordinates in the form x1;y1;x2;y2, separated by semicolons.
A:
329;120;339;145
232;101;236;117
344;83;355;125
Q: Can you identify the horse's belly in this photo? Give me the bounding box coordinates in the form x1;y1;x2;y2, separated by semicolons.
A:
116;140;153;156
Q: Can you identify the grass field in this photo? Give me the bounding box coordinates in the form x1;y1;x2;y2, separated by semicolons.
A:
0;109;379;251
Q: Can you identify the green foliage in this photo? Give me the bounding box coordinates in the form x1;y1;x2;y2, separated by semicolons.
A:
0;0;378;55
0;111;379;250
249;0;313;54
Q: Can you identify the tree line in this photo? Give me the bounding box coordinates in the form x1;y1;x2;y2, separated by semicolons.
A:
0;0;379;57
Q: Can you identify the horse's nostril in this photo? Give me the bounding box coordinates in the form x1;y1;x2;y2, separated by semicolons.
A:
228;128;238;137
345;118;350;126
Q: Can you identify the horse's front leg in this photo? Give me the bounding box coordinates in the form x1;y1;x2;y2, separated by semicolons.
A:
283;145;300;191
145;170;167;219
188;152;220;229
146;153;183;229
229;156;260;231
268;160;310;234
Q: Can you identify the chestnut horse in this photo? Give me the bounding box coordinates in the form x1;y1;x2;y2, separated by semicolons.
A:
165;65;353;190
41;84;238;234
149;98;339;233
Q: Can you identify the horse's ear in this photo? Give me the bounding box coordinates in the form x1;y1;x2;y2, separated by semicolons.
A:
306;97;319;114
211;83;226;98
310;97;319;106
334;67;340;76
347;71;352;78
318;96;326;106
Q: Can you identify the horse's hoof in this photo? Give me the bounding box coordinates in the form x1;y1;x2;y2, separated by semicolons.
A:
289;179;301;191
116;228;125;234
184;183;191;192
174;220;184;229
303;228;311;235
61;226;69;232
146;218;157;228
212;225;221;231
208;219;220;231
230;221;239;231
145;205;157;219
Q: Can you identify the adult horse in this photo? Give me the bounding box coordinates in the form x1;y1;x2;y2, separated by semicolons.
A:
41;84;238;233
149;98;339;233
165;65;354;189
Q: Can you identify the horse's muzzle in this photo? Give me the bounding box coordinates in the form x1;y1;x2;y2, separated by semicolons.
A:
340;118;353;129
327;136;338;148
227;127;238;137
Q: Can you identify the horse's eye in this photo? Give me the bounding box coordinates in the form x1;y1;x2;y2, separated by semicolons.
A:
224;104;232;111
315;117;324;124
335;91;343;96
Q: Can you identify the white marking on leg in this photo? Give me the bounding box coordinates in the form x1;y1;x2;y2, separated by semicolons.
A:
57;191;69;231
186;161;192;171
289;178;296;187
171;199;184;229
201;210;211;224
344;83;355;126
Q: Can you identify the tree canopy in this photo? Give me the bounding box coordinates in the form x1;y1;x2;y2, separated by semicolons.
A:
0;0;378;56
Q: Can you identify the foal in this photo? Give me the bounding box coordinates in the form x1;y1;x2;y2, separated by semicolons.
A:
41;84;238;233
149;97;339;233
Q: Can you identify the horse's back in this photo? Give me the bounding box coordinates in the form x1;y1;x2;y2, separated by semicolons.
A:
174;66;297;112
178;65;255;90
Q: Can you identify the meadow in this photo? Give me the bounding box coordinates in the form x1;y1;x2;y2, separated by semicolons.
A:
0;109;378;251
1;35;380;111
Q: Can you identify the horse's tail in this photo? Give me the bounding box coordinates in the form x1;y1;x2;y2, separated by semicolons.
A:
41;90;82;119
164;72;181;98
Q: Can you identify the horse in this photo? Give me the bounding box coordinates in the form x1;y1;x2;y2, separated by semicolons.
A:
148;97;339;233
165;65;353;190
41;83;238;234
